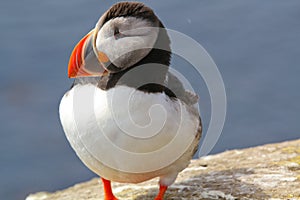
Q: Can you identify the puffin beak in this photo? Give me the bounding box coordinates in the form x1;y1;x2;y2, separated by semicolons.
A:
68;30;109;78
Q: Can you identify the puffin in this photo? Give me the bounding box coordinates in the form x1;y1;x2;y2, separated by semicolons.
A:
59;2;202;200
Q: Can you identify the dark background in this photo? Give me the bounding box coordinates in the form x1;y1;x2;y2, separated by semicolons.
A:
0;1;299;199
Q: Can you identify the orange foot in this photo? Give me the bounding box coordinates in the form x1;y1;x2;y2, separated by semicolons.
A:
154;184;168;200
101;178;118;200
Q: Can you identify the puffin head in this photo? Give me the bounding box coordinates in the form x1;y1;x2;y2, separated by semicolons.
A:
68;2;171;78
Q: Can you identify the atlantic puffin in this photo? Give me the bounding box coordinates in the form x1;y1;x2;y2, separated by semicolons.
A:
59;2;202;200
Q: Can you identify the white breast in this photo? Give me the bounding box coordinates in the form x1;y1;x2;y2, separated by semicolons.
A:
59;84;199;183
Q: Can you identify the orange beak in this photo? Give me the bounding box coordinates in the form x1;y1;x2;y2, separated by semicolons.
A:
68;30;110;78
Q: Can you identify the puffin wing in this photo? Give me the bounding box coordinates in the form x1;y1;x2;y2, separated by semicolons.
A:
166;72;199;105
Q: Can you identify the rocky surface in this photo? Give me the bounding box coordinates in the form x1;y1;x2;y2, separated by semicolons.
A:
26;140;300;200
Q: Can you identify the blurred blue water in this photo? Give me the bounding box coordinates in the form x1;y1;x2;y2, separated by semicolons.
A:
0;0;299;199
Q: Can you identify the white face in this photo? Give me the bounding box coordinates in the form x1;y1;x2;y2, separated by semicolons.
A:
94;17;159;70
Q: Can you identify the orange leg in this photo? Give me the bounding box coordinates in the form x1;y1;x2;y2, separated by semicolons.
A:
101;178;118;200
154;184;168;200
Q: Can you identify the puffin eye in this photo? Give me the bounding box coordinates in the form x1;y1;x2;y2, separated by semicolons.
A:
114;27;122;39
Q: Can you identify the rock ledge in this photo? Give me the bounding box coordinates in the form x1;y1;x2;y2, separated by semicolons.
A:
26;140;300;200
